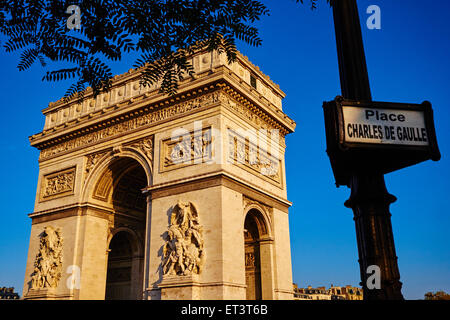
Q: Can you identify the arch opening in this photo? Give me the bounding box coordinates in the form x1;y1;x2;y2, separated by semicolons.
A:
93;156;148;300
244;208;268;300
105;231;133;300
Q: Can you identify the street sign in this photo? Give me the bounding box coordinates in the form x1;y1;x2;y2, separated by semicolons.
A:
323;97;440;186
342;106;428;146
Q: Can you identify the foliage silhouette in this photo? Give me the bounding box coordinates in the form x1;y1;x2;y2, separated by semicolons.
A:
0;0;330;101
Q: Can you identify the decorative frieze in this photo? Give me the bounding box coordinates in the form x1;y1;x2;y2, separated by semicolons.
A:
37;88;293;161
219;89;290;138
41;50;284;131
161;128;212;171
40;167;76;201
228;129;281;184
38;91;221;160
37;87;292;162
29;226;63;290
161;201;205;276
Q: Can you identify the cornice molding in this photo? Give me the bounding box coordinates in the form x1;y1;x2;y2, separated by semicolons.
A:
41;49;285;114
144;170;292;211
31;78;295;162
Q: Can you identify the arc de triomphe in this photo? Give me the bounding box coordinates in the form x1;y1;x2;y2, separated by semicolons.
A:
23;49;296;300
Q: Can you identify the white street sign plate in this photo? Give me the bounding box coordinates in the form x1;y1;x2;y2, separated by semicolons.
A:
342;106;429;146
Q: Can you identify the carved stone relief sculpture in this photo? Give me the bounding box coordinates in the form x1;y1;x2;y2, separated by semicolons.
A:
162;128;212;170
228;129;281;184
245;252;257;268
39;91;220;160
40;167;76;201
162;201;205;276
85;152;105;175
30;226;63;290
128;136;154;162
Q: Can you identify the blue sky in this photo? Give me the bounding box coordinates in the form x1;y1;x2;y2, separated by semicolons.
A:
0;0;449;299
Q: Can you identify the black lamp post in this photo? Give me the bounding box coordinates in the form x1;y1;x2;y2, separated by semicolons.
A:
331;0;404;300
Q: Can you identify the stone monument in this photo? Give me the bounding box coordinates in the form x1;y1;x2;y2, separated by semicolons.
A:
23;48;296;300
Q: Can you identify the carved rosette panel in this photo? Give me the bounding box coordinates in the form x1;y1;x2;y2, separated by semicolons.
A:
228;129;281;184
161;128;212;171
40;167;76;201
30;226;63;290
161;201;205;276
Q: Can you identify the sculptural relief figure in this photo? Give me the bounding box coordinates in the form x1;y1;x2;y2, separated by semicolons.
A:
170;139;191;164
30;226;63;290
162;201;205;276
44;172;74;197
